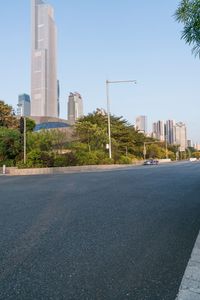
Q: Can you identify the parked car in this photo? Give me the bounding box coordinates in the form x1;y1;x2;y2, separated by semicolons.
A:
189;157;197;162
144;159;159;165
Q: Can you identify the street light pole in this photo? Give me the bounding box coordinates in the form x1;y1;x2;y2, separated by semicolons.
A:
106;80;112;159
106;79;137;159
143;142;146;160
165;135;168;159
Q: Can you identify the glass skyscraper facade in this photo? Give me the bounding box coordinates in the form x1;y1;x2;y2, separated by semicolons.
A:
31;0;58;117
17;94;31;116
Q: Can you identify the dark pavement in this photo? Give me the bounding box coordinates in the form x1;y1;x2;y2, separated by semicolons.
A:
0;162;200;300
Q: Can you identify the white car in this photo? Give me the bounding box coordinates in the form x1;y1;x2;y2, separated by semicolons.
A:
189;157;197;162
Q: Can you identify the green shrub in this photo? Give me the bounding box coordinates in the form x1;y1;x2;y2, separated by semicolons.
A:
100;157;114;165
17;150;55;168
0;159;15;167
118;155;132;164
75;150;99;165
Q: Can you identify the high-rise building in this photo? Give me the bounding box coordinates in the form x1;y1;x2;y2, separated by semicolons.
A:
166;120;175;145
17;94;31;116
135;115;147;134
31;0;58;118
152;120;165;141
68;92;83;125
57;80;60;117
174;122;187;151
194;143;200;151
187;140;193;148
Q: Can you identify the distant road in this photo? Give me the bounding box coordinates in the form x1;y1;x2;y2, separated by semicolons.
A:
1;162;200;299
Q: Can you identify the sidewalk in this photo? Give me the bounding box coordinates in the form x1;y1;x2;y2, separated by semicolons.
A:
176;231;200;299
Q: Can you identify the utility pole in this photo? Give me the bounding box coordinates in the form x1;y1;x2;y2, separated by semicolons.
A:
106;79;137;159
165;134;168;159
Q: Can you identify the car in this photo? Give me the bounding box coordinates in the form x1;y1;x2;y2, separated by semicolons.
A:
144;159;159;165
189;157;197;162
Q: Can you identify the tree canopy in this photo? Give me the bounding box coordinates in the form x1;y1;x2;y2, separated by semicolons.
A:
0;127;21;165
175;0;200;57
0;103;187;168
0;100;18;128
75;110;155;162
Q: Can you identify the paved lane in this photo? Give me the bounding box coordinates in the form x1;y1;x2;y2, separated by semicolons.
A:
0;162;200;299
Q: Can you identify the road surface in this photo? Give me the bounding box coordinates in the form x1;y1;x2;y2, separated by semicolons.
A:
0;162;200;299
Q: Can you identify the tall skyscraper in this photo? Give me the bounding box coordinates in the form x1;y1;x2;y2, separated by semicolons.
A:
135;115;147;134
174;122;187;151
152;120;165;141
166;120;175;145
57;80;60;117
68;92;83;125
187;140;193;148
17;94;31;116
31;0;58;117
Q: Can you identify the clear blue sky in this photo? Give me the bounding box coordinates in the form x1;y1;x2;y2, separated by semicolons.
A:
0;1;200;142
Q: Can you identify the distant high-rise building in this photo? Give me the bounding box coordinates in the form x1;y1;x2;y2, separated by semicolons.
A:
152;120;165;141
174;122;187;151
166;120;175;144
57;80;60;117
17;94;31;116
96;108;106;116
136;115;147;134
194;143;200;151
31;0;58;117
187;140;193;148
68;92;83;125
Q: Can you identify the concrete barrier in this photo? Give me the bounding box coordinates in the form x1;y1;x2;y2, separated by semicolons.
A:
6;162;143;176
158;159;171;163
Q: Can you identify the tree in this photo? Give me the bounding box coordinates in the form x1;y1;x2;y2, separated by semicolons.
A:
0;100;18;128
74;110;156;163
192;151;200;158
26;118;36;132
75;120;107;151
0;127;21;165
175;0;200;57
146;143;166;159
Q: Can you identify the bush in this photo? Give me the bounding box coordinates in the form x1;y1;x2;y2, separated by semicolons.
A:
0;160;15;167
17;150;55;168
118;155;132;164
100;157;114;165
75;150;99;165
53;155;68;167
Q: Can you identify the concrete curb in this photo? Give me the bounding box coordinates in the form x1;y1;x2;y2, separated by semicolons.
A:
2;163;143;176
0;160;176;176
176;231;200;299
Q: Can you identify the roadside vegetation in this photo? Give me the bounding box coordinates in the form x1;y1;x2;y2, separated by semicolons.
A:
0;101;197;168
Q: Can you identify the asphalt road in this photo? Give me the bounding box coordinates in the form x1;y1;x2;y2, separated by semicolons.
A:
1;162;200;300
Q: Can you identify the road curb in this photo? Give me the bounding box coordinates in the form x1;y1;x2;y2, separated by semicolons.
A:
2;163;143;176
176;230;200;299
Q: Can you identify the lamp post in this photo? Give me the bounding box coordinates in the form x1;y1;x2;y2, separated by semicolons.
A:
106;80;137;159
165;134;168;159
143;142;147;160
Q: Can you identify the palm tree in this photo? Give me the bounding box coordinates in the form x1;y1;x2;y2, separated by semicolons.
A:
175;0;200;58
